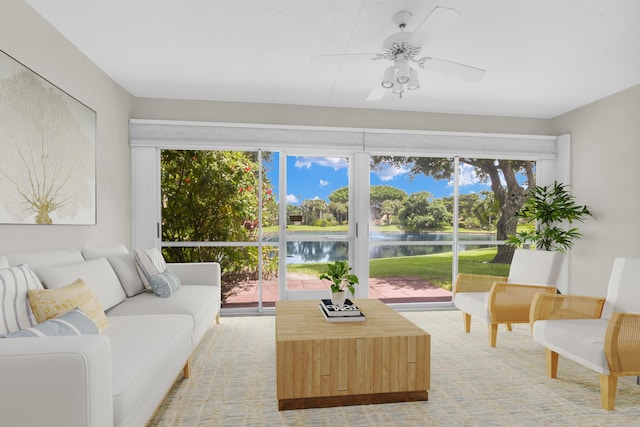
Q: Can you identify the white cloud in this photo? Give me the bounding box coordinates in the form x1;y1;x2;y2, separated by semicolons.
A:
319;179;329;187
286;194;298;204
447;163;483;187
372;163;410;182
294;156;348;170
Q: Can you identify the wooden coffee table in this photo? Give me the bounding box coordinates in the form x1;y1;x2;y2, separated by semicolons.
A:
275;298;430;410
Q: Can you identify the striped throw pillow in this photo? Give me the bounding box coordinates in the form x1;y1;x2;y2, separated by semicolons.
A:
134;248;167;290
1;307;99;338
0;264;44;335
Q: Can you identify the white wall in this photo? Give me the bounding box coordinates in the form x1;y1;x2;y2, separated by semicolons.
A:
132;98;552;135
0;0;133;254
551;84;640;297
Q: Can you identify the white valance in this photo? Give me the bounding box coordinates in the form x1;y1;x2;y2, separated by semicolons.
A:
129;119;557;159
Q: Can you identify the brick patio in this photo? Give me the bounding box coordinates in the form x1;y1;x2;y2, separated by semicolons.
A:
223;273;452;308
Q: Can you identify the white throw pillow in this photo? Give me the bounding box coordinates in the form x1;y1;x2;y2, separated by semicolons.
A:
0;256;9;269
38;258;127;311
134;248;167;289
108;253;146;297
0;264;44;335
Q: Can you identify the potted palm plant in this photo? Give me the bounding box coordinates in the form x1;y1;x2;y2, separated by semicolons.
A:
319;260;359;305
506;181;595;253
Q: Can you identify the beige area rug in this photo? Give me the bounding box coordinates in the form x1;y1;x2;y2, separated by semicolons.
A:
148;310;640;426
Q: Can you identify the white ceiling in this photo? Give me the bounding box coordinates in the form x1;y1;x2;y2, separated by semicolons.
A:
25;0;640;119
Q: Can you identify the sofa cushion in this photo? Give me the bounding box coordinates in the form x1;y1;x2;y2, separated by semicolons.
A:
1;307;99;338
148;269;181;298
134;248;167;289
108;253;146;297
0;264;44;335
107;285;218;348
533;318;610;374
0;256;8;269
81;244;146;297
104;315;192;427
5;249;84;280
81;243;129;260
28;279;109;331
38;258;126;310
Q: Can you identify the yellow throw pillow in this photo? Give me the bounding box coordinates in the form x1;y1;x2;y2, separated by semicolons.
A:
28;278;109;332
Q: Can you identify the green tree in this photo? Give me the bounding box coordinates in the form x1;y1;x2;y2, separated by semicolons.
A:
380;199;403;225
373;156;534;263
370;185;408;221
160;150;275;295
398;191;452;230
301;198;328;225
328;201;348;223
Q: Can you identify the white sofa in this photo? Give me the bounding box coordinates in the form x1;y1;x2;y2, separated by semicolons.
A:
0;245;221;427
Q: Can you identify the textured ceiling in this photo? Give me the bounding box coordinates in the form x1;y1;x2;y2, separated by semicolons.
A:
25;0;640;118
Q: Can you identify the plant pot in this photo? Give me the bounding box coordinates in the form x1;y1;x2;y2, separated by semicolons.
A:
331;290;347;306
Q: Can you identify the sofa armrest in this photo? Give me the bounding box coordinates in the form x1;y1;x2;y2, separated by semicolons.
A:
168;262;221;287
530;293;605;326
605;311;640;375
454;273;507;295
488;283;556;323
0;335;113;427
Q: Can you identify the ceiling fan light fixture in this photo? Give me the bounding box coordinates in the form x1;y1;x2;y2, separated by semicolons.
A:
381;66;396;88
408;68;420;90
395;58;410;84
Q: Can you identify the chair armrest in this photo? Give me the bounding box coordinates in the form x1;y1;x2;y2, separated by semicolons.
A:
0;335;113;427
529;293;605;325
454;273;507;295
605;312;640;375
488;283;556;323
168;262;221;287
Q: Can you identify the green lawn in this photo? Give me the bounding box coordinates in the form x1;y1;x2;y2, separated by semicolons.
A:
287;247;510;291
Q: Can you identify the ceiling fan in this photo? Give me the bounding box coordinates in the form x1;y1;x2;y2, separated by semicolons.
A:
313;6;486;101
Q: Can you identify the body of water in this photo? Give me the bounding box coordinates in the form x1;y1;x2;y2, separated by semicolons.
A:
279;232;497;264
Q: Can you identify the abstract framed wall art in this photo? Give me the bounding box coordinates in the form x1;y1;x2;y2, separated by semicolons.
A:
0;50;96;225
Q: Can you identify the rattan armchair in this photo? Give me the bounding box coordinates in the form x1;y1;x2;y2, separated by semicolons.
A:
454;249;564;347
530;257;640;410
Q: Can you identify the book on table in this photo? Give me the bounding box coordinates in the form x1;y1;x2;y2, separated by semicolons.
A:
320;299;361;317
318;302;366;322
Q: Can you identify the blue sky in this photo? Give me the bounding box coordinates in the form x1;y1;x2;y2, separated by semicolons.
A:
265;155;495;205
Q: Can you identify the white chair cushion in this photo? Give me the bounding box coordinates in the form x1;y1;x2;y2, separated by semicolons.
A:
454;292;491;322
601;257;640;319
507;249;563;286
533;318;609;374
38;258;126;311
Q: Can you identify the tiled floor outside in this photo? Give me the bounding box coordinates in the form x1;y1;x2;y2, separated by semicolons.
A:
223;273;452;308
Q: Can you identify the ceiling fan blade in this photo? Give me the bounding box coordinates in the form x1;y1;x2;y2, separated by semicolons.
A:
311;53;380;63
408;6;461;48
366;74;386;101
420;57;486;82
